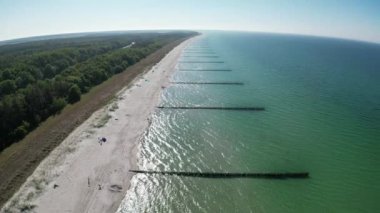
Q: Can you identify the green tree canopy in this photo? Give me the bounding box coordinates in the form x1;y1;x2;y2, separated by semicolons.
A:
67;84;81;104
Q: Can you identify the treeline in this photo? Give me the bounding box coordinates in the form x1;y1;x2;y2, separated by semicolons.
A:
0;31;197;151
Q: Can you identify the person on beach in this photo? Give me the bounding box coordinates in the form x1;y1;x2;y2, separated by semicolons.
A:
98;137;107;145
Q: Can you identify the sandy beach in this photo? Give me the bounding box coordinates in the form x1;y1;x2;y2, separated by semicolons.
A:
1;37;194;213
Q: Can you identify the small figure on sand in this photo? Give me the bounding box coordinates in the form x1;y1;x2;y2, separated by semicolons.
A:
98;184;102;190
98;137;107;146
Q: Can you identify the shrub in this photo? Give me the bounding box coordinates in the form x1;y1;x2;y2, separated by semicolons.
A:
12;121;30;140
50;98;67;114
67;84;81;104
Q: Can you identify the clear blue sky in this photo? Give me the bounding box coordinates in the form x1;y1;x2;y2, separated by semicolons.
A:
0;0;379;43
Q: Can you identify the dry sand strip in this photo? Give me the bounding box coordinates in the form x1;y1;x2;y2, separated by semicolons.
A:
1;37;197;213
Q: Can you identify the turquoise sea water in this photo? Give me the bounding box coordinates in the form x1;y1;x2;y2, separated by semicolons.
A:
117;32;380;212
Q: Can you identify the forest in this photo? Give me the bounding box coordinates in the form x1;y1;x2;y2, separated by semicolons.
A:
0;31;196;151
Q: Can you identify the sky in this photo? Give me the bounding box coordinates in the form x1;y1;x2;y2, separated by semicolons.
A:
0;0;379;43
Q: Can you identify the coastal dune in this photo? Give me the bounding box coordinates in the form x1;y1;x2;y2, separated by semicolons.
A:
2;37;195;213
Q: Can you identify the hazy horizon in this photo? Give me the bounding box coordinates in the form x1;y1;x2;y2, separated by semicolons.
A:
1;0;379;43
2;29;380;46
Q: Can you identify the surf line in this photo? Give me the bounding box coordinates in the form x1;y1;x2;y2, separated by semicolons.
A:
156;106;265;111
185;49;213;51
183;52;216;54
181;56;220;58
129;170;309;179
185;48;212;50
177;69;232;71
178;61;225;63
182;53;218;56
170;82;244;85
182;50;215;53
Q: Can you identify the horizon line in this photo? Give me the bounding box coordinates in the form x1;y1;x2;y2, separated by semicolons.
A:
0;29;379;46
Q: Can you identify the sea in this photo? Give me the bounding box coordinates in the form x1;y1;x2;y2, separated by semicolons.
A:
117;31;380;213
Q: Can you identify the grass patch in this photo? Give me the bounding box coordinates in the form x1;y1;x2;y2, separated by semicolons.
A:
19;203;37;212
109;102;119;112
65;145;76;153
93;114;112;128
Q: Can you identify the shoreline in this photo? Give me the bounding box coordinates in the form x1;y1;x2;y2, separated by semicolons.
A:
1;37;195;213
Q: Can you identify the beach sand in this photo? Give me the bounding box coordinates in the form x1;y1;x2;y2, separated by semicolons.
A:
1;37;194;213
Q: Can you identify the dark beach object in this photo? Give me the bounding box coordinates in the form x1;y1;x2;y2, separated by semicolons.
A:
129;170;309;179
157;106;265;111
53;184;59;189
109;184;123;192
170;82;244;85
101;137;107;142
